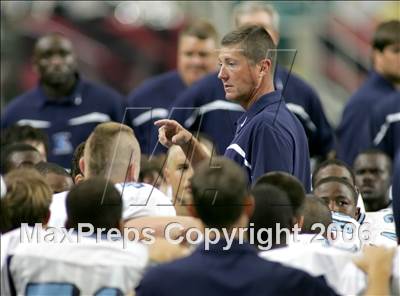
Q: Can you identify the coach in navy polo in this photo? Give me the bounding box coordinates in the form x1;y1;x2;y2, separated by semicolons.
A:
156;26;310;191
371;92;400;159
1;33;124;168
337;20;400;165
126;20;218;155
171;2;334;158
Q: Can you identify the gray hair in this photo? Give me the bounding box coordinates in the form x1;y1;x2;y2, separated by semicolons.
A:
233;1;280;32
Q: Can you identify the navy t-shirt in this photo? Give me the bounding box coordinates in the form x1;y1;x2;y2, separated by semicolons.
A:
136;240;337;296
172;65;333;158
370;92;400;159
393;153;400;239
275;66;334;158
1;77;124;168
224;90;311;191
336;71;396;165
126;70;186;155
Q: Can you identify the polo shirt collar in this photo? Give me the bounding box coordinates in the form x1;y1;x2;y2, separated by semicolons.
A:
236;90;283;133
369;70;396;90
196;239;257;254
36;74;84;108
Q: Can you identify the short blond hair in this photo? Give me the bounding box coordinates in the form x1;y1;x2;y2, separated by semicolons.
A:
1;168;52;232
84;122;141;182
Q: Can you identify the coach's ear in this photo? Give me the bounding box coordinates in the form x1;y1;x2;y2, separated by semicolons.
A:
79;158;85;177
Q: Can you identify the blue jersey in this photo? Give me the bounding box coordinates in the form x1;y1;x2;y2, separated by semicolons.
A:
172;65;334;157
224;90;311;191
336;71;396;165
393;153;400;240
275;66;334;158
1;77;124;168
370;92;400;159
126;71;186;155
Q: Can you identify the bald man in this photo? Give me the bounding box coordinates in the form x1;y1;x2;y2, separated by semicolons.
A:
1;33;124;167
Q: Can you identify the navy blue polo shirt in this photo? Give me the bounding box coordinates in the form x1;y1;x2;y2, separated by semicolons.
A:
126;70;186;155
136;240;337;296
370;92;400;159
224;90;311;191
1;77;124;168
172;65;334;158
392;153;400;239
336;71;397;165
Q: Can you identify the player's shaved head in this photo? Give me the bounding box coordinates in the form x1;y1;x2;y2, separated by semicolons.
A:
83;122;141;183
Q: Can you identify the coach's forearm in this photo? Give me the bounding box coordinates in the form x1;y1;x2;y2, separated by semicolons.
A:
181;136;211;168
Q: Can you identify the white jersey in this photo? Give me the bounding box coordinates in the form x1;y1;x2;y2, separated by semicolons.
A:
9;232;149;296
1;228;28;296
289;233;329;247
260;243;355;294
362;208;397;247
331;211;363;252
48;182;176;228
338;246;400;296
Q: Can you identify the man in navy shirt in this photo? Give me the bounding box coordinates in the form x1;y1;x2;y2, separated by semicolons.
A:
136;157;337;296
126;20;219;155
1;33;124;168
371;92;400;159
156;25;311;190
171;2;334;158
337;20;400;165
392;152;400;242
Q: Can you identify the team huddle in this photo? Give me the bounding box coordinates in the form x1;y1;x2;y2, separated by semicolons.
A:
1;2;399;296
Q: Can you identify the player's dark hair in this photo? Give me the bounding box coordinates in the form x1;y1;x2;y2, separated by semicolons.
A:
250;184;293;248
312;158;355;187
35;161;71;177
66;178;122;231
1;124;49;156
1;143;40;174
190;157;248;229
71;141;85;180
255;172;305;217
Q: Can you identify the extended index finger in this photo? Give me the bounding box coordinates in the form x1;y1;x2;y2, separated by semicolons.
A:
154;119;178;127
